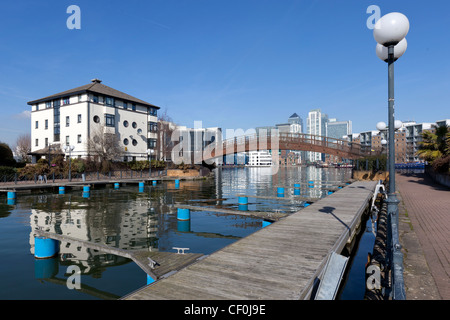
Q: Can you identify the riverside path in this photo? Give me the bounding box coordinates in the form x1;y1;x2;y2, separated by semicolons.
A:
396;171;450;300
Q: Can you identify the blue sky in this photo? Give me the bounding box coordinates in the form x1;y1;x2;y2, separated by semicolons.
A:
0;0;449;147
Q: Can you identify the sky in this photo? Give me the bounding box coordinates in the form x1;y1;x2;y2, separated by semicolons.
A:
0;0;449;147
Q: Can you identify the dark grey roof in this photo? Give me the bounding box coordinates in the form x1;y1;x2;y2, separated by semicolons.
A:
27;79;159;108
290;113;300;118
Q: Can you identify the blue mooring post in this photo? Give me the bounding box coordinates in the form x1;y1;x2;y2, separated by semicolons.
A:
7;191;16;205
294;184;301;195
277;187;285;197
83;186;90;193
34;237;59;259
262;220;272;228
147;274;155;285
152;180;157;186
59;186;65;194
238;196;249;211
177;208;190;221
175;179;180;189
177;220;191;232
328;191;333;195
139;182;144;192
304;203;311;207
308;181;314;188
114;182;120;189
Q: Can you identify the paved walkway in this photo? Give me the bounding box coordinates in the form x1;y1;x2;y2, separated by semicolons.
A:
396;171;450;300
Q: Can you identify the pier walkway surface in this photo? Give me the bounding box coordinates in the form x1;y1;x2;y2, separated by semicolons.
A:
397;172;450;300
124;180;377;300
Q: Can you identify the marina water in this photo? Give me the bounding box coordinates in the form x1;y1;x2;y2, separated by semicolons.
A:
0;166;371;300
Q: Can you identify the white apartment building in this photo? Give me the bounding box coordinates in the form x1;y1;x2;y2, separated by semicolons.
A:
28;79;159;162
307;109;328;162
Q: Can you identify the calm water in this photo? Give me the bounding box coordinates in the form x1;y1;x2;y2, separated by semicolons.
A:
0;166;370;300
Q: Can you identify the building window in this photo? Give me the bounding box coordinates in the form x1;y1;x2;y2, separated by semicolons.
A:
105;96;115;107
35;104;39;111
93;115;100;123
35;139;38;147
123;102;128;110
77;135;82;144
105;114;115;127
149;107;157;116
63;97;70;105
123;120;129;127
148;121;158;132
46;102;52;109
66;136;70;146
78;95;82;103
45;119;48;130
132;104;136;111
35;121;38;129
66;116;70;127
92;95;99;103
77;114;82;123
123;138;129;145
132;139;138;146
147;138;157;149
132;122;137;129
45;138;48;147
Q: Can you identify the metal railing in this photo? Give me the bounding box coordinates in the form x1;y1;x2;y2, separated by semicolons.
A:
0;169;167;186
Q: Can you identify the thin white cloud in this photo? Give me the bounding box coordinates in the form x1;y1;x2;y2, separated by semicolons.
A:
13;110;31;119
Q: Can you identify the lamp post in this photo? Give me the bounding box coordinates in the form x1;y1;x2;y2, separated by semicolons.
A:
64;145;75;182
374;12;409;300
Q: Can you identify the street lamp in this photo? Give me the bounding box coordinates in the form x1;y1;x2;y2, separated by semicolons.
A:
64;145;75;182
374;12;409;300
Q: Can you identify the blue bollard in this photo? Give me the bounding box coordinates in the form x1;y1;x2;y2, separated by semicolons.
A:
83;186;90;193
238;196;248;205
294;184;301;195
34;258;58;279
177;208;190;221
304;203;310;207
238;204;248;211
262;220;272;228
328;191;333;195
177;220;191;232
114;183;120;189
34;237;59;259
7;191;16;200
147;274;155;285
7;199;16;205
152;180;157;186
139;182;145;188
308;181;314;188
59;186;65;194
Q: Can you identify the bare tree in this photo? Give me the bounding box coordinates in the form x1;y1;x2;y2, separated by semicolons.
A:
86;124;123;163
15;133;31;162
157;110;176;161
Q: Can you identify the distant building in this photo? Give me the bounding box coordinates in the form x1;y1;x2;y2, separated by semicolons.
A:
28;79;159;163
325;119;352;163
307;109;328;162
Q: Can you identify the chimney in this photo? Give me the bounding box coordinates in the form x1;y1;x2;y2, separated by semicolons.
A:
91;78;102;83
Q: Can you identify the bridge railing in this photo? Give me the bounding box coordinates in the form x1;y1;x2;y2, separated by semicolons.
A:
217;132;374;158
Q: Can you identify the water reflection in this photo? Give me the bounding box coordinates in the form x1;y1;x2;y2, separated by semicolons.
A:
1;166;352;299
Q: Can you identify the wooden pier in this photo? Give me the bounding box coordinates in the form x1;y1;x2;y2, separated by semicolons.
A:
123;180;377;300
34;230;204;281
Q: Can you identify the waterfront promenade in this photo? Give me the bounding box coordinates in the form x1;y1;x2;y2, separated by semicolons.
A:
397;171;450;300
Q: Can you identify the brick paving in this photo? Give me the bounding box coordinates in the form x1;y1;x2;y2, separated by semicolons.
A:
396;171;450;300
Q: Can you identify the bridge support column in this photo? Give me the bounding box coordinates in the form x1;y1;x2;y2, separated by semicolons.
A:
34;237;59;259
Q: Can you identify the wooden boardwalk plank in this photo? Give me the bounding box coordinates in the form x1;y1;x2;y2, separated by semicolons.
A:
123;181;377;300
